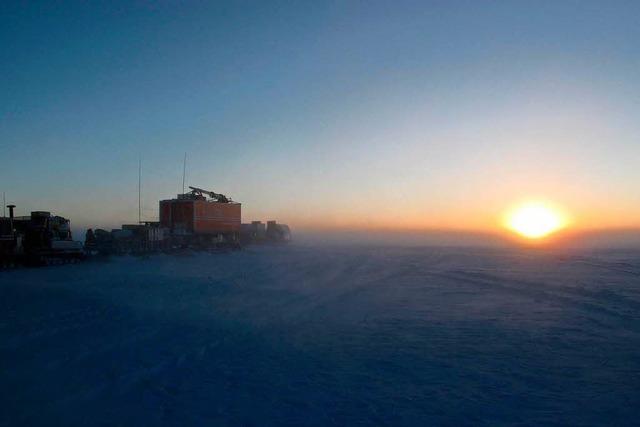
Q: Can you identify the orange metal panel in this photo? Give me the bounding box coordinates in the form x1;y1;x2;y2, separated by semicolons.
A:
159;201;172;228
160;199;240;235
193;201;241;234
159;200;194;233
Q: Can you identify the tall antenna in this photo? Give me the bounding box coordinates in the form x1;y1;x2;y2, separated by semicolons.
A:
182;152;187;195
2;192;5;218
138;158;142;224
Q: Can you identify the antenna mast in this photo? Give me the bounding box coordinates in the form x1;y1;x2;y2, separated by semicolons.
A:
2;192;5;218
138;158;142;224
182;152;187;195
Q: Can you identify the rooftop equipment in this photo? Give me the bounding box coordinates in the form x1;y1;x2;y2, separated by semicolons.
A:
186;186;232;203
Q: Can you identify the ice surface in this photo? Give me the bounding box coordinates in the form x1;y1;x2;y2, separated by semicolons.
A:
1;245;639;426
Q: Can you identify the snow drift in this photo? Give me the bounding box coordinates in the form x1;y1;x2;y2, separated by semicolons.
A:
1;245;639;425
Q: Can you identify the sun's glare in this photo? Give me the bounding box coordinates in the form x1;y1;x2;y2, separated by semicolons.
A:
506;202;567;239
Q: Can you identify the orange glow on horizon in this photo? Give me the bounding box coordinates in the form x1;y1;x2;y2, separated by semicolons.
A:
261;196;640;235
504;201;569;240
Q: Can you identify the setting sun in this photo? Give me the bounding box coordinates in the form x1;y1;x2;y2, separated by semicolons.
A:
506;202;567;239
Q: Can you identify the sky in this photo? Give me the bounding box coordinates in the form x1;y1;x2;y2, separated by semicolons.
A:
1;1;639;236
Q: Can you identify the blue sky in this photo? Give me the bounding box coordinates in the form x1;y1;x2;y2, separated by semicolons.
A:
1;1;639;231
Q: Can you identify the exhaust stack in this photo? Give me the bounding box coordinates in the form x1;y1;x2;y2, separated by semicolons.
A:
6;204;15;232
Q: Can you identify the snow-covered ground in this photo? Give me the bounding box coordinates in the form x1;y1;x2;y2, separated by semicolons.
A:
1;244;639;426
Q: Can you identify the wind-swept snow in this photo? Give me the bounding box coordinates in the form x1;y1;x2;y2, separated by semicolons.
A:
1;245;639;426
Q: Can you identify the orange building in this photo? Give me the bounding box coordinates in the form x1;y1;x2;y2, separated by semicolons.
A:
159;196;241;236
